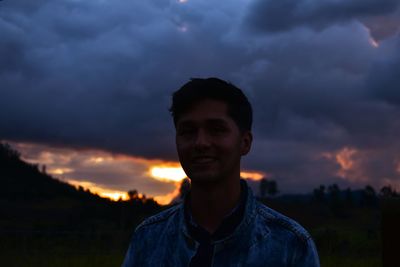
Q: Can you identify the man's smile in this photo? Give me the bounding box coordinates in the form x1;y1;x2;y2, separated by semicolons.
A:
191;156;217;164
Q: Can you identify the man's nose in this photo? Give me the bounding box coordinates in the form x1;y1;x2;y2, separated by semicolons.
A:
194;130;211;148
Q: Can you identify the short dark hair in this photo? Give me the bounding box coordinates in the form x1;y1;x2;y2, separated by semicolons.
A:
169;77;252;132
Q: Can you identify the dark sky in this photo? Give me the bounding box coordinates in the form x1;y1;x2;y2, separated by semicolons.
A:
1;0;400;193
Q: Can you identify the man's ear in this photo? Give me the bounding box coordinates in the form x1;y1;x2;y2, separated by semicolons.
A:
241;131;253;156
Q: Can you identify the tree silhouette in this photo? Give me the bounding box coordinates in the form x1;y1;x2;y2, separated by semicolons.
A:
344;187;353;207
267;180;279;196
313;185;326;203
259;178;279;198
380;185;398;198
128;189;139;201
328;184;340;204
41;164;47;174
0;142;21;160
362;185;377;206
327;183;348;217
259;178;268;198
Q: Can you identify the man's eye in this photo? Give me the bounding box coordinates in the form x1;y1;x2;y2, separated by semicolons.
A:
210;126;227;134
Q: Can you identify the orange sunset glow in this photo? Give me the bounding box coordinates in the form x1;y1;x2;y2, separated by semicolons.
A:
7;141;267;205
67;179;129;201
66;165;266;204
321;147;373;184
240;171;265;181
150;165;187;182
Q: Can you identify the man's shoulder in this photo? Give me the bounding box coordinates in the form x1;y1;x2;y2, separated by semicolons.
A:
254;201;312;244
135;204;182;232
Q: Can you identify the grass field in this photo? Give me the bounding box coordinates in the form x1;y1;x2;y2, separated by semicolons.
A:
1;206;382;267
0;231;129;267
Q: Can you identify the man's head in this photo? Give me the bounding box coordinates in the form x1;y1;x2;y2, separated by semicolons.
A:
170;77;252;133
170;78;253;184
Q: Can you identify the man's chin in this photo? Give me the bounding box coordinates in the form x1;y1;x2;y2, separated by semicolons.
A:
188;173;222;185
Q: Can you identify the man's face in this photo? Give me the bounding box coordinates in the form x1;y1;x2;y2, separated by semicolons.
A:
175;99;252;184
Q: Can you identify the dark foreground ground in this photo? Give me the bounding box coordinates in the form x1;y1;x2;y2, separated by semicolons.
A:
0;201;384;267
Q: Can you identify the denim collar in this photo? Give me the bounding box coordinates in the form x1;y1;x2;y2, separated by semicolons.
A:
180;180;269;252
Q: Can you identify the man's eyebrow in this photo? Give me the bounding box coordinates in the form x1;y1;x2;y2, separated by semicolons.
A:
205;118;229;125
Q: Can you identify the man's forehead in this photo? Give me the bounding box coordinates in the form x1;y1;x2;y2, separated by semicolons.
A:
176;99;231;124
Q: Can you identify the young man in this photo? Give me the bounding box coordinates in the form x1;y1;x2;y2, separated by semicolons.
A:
122;78;320;267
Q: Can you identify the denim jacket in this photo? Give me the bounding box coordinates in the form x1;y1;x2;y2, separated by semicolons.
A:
122;182;320;267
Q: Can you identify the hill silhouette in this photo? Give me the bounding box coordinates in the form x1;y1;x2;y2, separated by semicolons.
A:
0;142;162;232
1;143;100;201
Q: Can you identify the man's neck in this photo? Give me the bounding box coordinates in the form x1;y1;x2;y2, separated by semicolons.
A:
189;177;242;234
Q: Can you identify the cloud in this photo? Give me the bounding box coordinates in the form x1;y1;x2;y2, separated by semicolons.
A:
325;145;400;188
237;24;393;146
361;8;400;41
367;37;400;105
1;0;400;193
0;0;252;160
246;0;400;34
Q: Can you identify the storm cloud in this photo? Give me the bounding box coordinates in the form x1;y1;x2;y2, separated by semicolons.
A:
1;0;400;193
247;0;400;34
